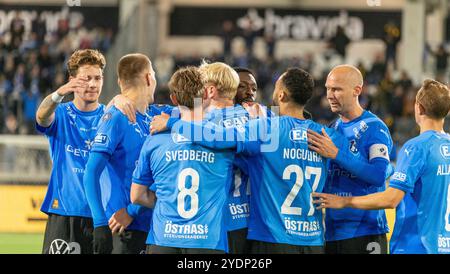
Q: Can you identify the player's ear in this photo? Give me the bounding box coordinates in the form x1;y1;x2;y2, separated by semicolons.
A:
145;72;151;87
279;90;288;103
417;101;426;116
354;85;362;96
169;93;178;106
205;85;215;99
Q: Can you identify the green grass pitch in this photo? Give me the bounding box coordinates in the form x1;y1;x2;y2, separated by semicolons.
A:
0;233;44;254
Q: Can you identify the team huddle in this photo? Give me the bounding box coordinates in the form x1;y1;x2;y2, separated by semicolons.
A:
36;49;450;254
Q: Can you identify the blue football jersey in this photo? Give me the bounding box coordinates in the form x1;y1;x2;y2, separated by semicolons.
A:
132;120;235;252
244;116;344;246
325;110;393;241
389;130;450;254
206;105;250;231
37;102;105;217
91;106;153;232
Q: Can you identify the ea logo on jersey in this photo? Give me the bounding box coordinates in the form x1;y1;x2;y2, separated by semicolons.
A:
49;239;81;254
94;134;108;145
172;133;190;144
440;144;450;159
221;116;249;129
349;140;358;154
289;128;307;143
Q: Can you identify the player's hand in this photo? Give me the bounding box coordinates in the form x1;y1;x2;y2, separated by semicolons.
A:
242;102;266;119
93;225;113;254
307;128;338;159
113;94;136;123
56;76;88;96
150;112;170;135
108;208;133;235
312;192;349;209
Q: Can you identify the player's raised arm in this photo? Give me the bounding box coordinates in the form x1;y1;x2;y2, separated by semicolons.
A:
307;127;391;187
313;187;405;210
36;76;88;127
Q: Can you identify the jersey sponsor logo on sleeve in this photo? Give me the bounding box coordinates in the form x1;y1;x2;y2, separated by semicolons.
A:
440;144;450;159
369;144;390;161
94;134;108;144
289;127;307;143
392;172;406;182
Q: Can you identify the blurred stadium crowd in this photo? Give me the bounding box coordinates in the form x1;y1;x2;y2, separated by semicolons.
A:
0;12;114;136
1;12;449;154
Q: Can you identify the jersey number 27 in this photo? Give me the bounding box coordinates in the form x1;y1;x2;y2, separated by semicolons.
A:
281;165;321;216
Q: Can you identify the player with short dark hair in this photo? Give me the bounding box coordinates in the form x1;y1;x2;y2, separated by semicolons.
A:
83;53;161;254
233;67;257;106
313;79;450;254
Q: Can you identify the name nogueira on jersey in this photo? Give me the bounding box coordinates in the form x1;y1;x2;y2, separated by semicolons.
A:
282;148;323;162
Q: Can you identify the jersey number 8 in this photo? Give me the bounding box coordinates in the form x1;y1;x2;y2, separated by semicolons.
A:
177;168;200;219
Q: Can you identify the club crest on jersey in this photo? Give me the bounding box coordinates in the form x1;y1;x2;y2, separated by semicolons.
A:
440;144;450;159
172;133;190;144
349;140;358;154
289;127;307;143
94;134;108;145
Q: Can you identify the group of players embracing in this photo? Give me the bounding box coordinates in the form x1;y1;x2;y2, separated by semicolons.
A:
36;48;450;254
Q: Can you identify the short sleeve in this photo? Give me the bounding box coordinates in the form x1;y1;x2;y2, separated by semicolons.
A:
91;111;124;156
36;105;61;136
389;143;425;193
132;137;154;186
